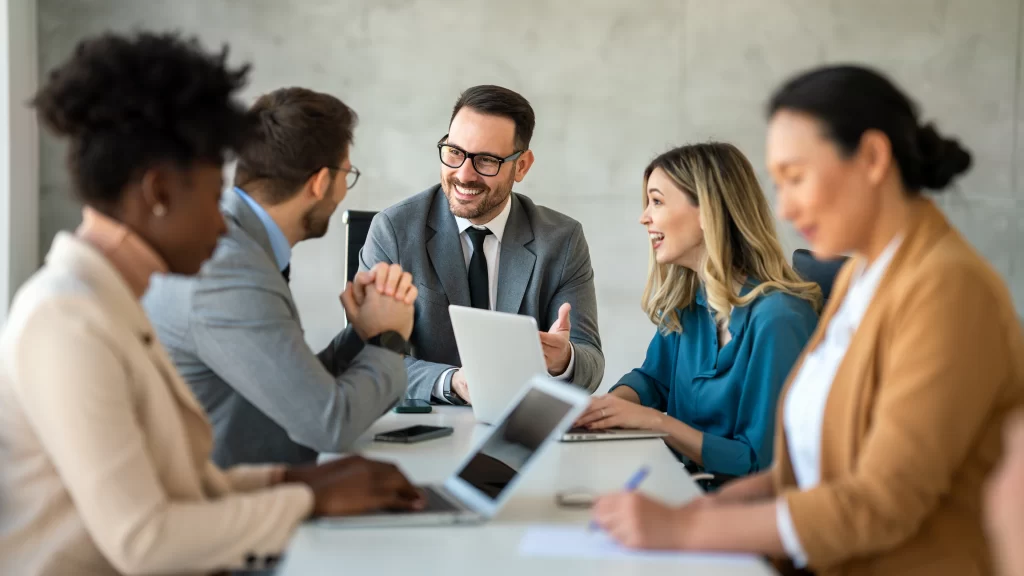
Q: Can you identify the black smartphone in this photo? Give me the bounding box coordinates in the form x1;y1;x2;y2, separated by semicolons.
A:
393;399;432;414
374;425;453;444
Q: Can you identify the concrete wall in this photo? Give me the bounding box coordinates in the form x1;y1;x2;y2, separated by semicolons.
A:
1;0;38;324
37;0;1024;390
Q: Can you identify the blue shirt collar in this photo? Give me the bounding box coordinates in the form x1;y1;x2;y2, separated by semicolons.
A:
694;278;761;337
233;187;291;272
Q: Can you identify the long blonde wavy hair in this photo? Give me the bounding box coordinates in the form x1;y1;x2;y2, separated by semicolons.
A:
642;143;821;333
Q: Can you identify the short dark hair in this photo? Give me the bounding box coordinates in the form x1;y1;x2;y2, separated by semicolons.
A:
32;32;251;209
450;85;535;151
234;87;357;205
768;65;971;193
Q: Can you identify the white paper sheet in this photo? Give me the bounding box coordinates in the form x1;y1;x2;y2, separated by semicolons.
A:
518;525;764;566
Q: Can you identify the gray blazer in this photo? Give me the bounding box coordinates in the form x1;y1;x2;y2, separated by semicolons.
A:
143;191;406;467
359;185;604;401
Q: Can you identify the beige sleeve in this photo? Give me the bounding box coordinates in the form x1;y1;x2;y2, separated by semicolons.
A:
8;297;313;575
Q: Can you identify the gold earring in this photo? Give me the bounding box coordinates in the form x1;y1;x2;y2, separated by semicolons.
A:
153;204;167;217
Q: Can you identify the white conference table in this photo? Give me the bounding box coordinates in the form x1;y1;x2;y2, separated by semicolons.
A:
278;406;778;576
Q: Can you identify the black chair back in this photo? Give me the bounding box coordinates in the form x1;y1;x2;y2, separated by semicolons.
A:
342;210;378;283
792;249;848;302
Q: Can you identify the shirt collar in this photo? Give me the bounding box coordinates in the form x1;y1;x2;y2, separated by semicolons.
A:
695;278;761;338
454;195;512;243
841;236;902;321
694;277;759;307
233;187;291;272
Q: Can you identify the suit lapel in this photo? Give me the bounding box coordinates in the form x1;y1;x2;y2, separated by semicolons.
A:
773;260;854;489
426;186;472;307
496;194;536;314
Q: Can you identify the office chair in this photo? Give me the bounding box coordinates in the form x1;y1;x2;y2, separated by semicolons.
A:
342;210;377;284
792;249;849;302
341;210;377;327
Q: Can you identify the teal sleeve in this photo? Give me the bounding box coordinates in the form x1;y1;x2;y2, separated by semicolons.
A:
610;329;674;412
700;308;816;476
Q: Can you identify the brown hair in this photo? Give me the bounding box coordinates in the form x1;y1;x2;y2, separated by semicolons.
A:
234;87;357;204
450;85;535;151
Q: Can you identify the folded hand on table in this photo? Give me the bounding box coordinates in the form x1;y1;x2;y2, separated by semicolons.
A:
341;262;417;340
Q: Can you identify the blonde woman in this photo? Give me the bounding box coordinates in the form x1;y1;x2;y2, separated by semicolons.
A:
576;143;820;478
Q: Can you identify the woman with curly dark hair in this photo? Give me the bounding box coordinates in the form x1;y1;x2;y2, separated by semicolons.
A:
0;32;422;576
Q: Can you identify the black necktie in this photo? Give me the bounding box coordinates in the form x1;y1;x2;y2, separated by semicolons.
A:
281;264;291;283
466;227;492;310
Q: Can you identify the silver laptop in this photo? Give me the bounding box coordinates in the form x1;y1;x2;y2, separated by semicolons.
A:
561;427;668;442
448;305;549;424
318;376;589;528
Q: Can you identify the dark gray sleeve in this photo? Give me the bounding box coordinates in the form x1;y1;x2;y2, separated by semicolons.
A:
316;326;365;375
358;212;456;402
548;223;604;393
188;283;405;453
403;357;456;402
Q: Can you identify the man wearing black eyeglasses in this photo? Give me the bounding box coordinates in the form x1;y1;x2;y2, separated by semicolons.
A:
359;85;604;405
145;87;418;467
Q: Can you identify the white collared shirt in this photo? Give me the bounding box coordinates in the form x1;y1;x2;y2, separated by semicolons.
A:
432;196;575;403
453;194;514;310
776;238;902;567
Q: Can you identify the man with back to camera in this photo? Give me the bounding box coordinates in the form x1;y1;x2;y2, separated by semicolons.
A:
145;87;417;466
358;85;604;405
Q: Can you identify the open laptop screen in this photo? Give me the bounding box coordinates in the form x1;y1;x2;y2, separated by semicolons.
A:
454;387;574;500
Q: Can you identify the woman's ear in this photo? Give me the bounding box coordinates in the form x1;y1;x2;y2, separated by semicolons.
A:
139;164;175;216
859;129;893;188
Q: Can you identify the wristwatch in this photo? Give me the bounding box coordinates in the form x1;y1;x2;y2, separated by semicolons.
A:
368;331;412;356
442;370;467;406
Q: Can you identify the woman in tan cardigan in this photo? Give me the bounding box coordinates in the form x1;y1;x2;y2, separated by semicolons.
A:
0;32;423;576
592;65;1024;576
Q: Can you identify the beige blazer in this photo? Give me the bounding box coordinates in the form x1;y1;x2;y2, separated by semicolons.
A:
0;233;314;576
772;198;1024;576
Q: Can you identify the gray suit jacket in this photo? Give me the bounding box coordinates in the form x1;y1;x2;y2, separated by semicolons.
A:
359;185;604;401
143;190;406;467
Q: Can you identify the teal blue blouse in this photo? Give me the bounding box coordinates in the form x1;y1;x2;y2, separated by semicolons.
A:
612;284;817;477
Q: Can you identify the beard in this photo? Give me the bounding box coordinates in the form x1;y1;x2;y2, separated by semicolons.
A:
302;196;337;240
441;168;515;221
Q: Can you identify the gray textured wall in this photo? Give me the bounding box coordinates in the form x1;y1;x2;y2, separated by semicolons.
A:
38;0;1024;390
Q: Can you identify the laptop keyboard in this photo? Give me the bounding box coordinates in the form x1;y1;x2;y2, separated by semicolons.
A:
421;486;461;513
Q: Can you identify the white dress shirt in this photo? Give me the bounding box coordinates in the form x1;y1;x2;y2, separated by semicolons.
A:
432;196;575;402
776;238;902;567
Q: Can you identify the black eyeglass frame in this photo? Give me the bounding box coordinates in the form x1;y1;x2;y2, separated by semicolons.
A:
311;165;361;189
437;134;524;177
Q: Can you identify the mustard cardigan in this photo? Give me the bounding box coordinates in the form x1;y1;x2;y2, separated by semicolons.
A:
772;197;1024;575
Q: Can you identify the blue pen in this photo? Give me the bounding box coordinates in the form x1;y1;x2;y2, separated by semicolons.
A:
589;466;650;531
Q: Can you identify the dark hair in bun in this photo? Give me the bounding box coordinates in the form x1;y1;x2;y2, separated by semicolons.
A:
767;65;971;193
32;31;252;208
